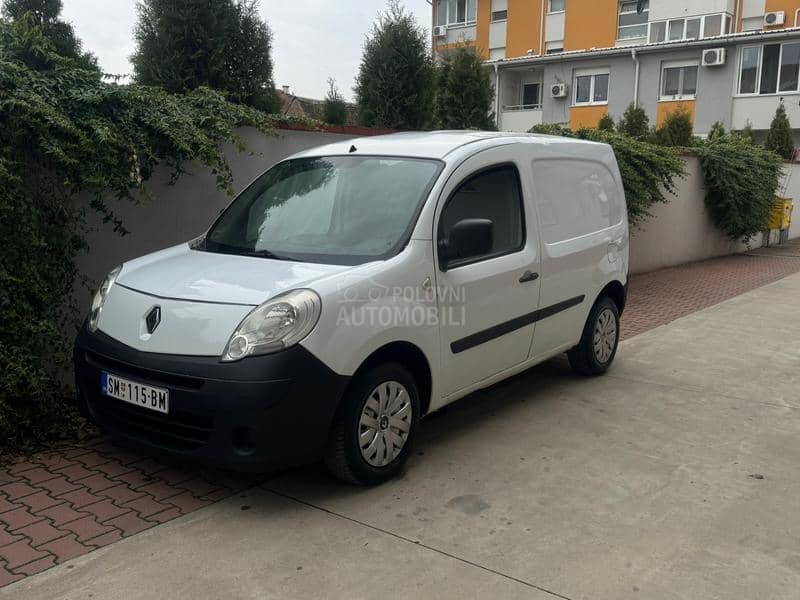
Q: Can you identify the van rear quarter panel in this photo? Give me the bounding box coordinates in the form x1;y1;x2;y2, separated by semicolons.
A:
527;143;628;358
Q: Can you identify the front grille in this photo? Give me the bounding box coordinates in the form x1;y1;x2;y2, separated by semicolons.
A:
85;350;204;390
89;395;214;451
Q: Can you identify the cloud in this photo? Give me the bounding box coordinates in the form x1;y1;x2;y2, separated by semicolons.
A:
61;0;433;101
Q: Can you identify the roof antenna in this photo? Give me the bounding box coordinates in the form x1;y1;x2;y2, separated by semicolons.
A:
349;145;357;153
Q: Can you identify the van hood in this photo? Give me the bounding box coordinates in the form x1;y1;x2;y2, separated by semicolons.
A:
118;244;352;306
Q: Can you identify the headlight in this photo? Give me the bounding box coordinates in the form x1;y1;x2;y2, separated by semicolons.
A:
88;266;122;332
222;289;321;362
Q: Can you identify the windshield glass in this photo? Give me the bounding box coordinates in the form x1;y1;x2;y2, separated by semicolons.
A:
203;156;442;265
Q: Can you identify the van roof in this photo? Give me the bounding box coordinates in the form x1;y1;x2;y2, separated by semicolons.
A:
290;130;602;161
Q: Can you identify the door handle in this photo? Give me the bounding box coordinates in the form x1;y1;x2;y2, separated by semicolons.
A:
519;270;539;283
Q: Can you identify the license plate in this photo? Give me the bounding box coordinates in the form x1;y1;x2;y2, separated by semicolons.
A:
101;372;169;414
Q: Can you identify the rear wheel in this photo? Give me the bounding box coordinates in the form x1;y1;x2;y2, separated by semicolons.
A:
325;363;420;485
568;296;620;376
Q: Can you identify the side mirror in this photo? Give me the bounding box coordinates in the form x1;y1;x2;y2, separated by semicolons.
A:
439;218;494;269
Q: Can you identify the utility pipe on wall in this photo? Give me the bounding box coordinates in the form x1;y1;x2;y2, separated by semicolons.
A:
494;63;501;128
632;48;640;107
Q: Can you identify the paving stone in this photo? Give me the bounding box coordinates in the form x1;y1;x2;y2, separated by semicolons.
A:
163;491;212;515
84;529;123;547
55;464;96;483
101;483;145;506
37;476;81;497
123;495;171;519
0;507;42;531
36;503;86;527
81;499;131;523
15;521;65;546
0;539;47;569
0;482;37;501
104;512;153;537
57;515;113;543
94;460;134;478
12;555;57;576
135;481;183;502
0;526;22;548
0;498;20;514
0;562;24;587
40;534;93;563
17;468;58;485
17;491;61;513
147;507;182;524
57;489;104;509
74;473;117;494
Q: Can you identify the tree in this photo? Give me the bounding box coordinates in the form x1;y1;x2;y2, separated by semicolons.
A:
323;78;348;125
434;45;494;130
654;107;694;147
225;0;278;112
2;0;98;69
616;103;650;140
708;121;726;141
355;1;434;129
132;0;277;112
597;112;615;132
764;102;794;160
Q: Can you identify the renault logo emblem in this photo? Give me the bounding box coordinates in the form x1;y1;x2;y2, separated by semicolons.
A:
145;306;161;334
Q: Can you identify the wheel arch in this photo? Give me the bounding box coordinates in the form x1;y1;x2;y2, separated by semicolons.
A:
597;280;627;315
351;341;433;416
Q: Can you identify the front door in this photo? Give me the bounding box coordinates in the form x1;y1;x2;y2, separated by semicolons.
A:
434;149;541;398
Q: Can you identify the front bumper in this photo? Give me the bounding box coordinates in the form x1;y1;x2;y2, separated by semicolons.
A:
73;325;350;472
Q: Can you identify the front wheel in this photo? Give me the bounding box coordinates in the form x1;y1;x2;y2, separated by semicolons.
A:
568;296;620;376
325;363;420;485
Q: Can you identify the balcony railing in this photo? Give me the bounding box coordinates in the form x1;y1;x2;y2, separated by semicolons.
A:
502;103;543;111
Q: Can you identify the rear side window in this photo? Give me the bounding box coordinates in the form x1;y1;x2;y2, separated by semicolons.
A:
532;159;622;244
440;165;525;261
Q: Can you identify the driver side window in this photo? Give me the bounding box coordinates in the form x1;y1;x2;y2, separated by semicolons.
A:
439;164;525;264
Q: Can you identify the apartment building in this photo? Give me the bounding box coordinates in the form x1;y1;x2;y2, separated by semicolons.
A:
432;1;800;138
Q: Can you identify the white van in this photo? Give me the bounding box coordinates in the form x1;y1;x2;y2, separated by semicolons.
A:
74;131;629;485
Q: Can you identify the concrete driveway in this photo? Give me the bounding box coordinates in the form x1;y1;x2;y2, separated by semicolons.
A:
5;273;800;600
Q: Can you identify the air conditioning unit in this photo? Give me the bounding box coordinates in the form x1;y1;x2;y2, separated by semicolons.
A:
550;83;568;98
433;25;447;37
764;11;786;27
702;48;726;67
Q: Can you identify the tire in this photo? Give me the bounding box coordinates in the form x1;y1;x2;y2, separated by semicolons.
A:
325;363;420;485
568;296;620;376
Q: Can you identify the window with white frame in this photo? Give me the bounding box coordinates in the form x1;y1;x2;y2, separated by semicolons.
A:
574;70;610;105
660;62;698;100
648;14;732;44
436;0;477;27
549;0;565;13
618;0;648;40
738;43;800;95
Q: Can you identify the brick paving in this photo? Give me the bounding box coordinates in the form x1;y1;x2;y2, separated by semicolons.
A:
2;239;800;588
621;239;800;339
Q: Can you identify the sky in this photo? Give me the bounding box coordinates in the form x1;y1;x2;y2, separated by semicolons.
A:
60;1;434;102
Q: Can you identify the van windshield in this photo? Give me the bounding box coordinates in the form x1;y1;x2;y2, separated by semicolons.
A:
202;156;442;265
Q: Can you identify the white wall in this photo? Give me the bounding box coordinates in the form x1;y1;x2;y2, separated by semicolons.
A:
630;156;767;274
731;95;800;130
500;109;543;131
650;0;735;21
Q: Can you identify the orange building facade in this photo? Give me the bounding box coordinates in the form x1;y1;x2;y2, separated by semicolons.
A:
432;1;800;137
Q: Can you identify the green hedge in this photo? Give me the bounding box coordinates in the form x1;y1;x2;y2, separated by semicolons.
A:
0;18;301;453
695;137;784;242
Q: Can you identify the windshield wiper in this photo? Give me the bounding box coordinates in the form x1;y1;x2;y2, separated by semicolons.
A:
242;249;292;261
